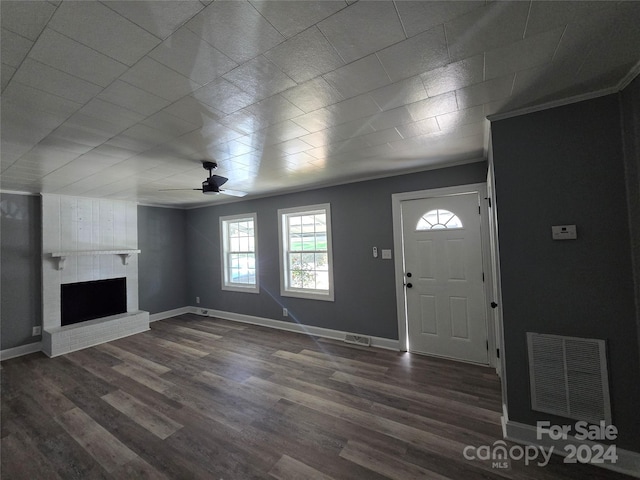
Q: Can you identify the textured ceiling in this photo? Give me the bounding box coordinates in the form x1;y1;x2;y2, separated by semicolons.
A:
1;0;639;208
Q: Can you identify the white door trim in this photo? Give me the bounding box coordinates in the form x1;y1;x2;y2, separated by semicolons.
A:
487;139;509;413
392;183;496;366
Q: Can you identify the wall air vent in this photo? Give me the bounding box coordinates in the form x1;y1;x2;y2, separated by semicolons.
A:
527;332;611;424
344;334;371;347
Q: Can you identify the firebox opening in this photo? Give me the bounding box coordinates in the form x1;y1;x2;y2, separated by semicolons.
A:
61;277;127;326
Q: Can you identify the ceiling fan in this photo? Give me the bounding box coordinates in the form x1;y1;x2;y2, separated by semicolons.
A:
160;161;247;197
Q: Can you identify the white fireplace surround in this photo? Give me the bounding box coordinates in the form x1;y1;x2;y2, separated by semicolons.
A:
41;194;149;357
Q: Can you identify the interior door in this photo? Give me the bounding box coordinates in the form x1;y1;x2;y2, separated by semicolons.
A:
401;193;488;364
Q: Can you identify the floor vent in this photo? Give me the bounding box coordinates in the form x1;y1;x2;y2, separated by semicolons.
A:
344;334;371;347
527;332;611;424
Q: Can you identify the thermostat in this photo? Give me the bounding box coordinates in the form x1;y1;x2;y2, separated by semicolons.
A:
552;225;577;240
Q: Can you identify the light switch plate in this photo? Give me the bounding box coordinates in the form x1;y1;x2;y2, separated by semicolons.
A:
552;225;577;240
381;249;392;259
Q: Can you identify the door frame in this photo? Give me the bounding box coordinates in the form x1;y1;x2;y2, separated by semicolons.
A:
392;182;497;367
487;143;509;416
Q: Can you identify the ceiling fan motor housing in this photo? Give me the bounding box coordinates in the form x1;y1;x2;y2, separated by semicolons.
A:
202;161;217;171
202;182;221;195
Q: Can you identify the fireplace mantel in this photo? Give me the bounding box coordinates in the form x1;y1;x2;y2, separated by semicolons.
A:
51;249;141;270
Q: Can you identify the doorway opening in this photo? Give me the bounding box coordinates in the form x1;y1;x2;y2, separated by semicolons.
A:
392;184;497;367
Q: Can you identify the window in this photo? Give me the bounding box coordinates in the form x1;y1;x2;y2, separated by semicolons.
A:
220;213;258;293
416;209;463;230
278;204;334;301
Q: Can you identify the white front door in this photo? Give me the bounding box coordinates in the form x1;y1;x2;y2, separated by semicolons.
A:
401;192;488;364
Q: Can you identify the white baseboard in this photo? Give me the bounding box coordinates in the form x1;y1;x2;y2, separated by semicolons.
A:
0;306;399;360
149;306;192;322
504;419;640;478
187;306;400;351
0;342;42;361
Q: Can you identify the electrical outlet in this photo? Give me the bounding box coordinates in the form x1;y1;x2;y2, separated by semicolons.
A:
196;296;200;304
283;308;288;317
32;326;41;336
201;309;208;316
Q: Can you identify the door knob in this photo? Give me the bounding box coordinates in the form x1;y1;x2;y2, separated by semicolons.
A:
406;283;413;288
406;272;412;277
491;302;498;308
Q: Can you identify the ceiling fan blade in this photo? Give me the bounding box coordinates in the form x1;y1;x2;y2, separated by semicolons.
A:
158;166;242;197
220;189;248;197
208;174;228;187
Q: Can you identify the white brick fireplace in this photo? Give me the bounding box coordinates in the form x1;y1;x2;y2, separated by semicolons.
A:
41;194;149;357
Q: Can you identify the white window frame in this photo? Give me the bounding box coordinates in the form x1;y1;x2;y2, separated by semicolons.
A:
220;212;259;294
278;203;334;301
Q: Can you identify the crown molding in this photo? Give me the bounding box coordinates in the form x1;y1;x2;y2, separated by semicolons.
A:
487;86;619;123
184;157;487;210
617;59;640;91
0;189;39;196
137;202;189;210
488;63;640;124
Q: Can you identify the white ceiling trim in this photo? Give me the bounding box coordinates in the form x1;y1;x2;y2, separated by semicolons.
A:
181;156;487;211
486;85;622;123
0;189;41;197
617;59;640;92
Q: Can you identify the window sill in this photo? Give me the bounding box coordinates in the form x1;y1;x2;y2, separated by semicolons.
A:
222;285;259;294
281;289;334;302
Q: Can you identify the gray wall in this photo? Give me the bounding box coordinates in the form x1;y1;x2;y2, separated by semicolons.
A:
0;193;42;350
620;75;640;366
491;93;640;451
186;162;487;340
0;199;188;352
137;205;188;314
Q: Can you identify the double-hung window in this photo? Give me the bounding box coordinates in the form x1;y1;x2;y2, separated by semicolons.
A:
278;204;334;301
220;213;258;293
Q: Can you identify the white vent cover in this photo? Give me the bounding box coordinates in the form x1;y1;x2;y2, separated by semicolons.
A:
344;334;371;346
527;333;611;424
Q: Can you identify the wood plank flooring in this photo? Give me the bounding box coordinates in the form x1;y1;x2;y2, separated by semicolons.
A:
1;314;634;479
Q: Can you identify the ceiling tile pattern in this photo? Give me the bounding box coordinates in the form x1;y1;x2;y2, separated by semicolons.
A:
103;0;206;40
317;1;405;63
264;26;345;83
1;0;639;207
148;27;237;85
29;28;129;87
184;0;284;63
46;1;161;66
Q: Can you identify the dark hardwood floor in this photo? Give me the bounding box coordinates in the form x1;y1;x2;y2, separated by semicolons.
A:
1;314;633;479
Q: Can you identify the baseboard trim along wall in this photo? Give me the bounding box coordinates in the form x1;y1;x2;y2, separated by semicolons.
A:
0;342;43;361
504;418;640;478
0;305;399;360
189;306;401;351
149;306;192;323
